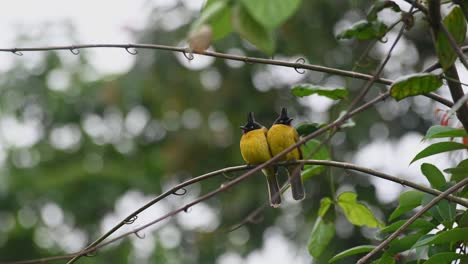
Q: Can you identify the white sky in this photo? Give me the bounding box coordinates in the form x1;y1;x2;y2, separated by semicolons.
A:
0;0;196;75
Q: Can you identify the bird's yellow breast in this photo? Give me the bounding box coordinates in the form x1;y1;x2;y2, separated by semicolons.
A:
267;124;301;161
240;128;272;165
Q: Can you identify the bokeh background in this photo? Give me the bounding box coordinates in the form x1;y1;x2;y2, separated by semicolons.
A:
0;0;465;263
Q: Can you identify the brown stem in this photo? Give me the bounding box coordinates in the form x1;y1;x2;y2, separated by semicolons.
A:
444;66;468;132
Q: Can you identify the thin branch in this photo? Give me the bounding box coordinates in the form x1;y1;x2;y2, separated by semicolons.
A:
4;159;466;264
229;158;468;231
64;164;249;263
404;0;428;14
357;177;468;264
444;66;468;132
0;43;453;107
345;21;407;115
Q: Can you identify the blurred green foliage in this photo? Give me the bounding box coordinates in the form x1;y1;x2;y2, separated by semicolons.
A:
0;0;464;264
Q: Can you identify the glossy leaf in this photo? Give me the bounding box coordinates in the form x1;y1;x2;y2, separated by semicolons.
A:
232;5;275;54
424;253;468;264
412;227;468;248
435;6;467;70
424;125;468;139
296;123;321;137
337;20;388;40
379;219;435;234
445;159;468;183
422;193;456;223
389;191;424;221
318;197;333;217
410;142;468;164
329;245;376;263
421;163;446;190
301;140;330;180
291;84;348;100
387;231;426;254
307;216;335;258
337;192;384;228
390;73;443;101
372;252;395;264
240;0;301;29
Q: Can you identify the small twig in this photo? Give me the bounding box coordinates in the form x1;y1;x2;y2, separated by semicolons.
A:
404;0;428;14
357;177;468;264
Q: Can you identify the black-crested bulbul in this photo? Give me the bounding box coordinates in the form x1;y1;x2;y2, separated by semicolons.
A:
267;108;305;200
240;112;281;207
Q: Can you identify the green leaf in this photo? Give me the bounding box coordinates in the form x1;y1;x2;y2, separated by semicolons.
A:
337;192;384;228
232;5;275;54
412;227;468;248
390;73;443;101
307;216;335;258
445;159;468;183
367;1;401;21
379;219;435;234
372;252;395;264
291;84;348;100
389;191;424;221
296;123;321;137
240;0;301;29
411;142;468;164
424;253;468;264
424;125;468;139
421;163;446;190
387;231;426;254
301;139;330;180
337;20;388;40
191;0;232;40
422;193;456;223
318;197;333;217
329;245;376;263
435;6;467;70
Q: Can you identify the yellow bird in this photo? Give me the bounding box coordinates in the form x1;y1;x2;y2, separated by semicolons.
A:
267;107;305;201
240;112;281;207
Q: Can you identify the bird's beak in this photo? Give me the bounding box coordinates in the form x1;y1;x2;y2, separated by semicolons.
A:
240;125;246;130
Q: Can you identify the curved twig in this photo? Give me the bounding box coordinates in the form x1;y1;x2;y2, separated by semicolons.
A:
0;43;454;107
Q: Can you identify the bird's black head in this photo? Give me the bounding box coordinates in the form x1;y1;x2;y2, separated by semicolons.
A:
240;112;263;133
273;107;293;125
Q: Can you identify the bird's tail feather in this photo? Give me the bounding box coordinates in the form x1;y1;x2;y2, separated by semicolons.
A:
262;167;281;208
288;165;305;201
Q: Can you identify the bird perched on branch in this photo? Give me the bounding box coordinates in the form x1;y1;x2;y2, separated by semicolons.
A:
240;112;281;208
267;107;305;201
